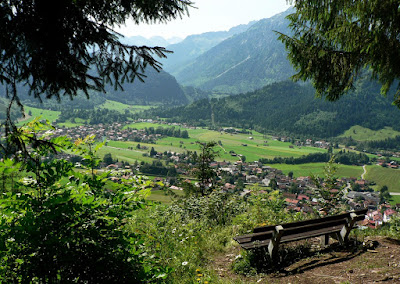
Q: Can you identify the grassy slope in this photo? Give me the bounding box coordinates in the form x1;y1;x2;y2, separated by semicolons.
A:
17;106;60;125
365;165;400;192
108;124;365;179
339;125;400;141
389;195;400;206
116;126;327;163
268;163;363;179
96;100;152;113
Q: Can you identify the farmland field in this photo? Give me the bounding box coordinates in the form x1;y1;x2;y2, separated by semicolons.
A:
123;124;328;162
339;125;400;141
97;100;153;113
365;165;400;192
265;163;363;179
389;195;400;206
17;106;60;125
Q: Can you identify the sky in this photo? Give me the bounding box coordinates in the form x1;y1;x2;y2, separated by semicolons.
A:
115;0;292;40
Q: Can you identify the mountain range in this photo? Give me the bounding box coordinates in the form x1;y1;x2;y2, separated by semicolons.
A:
161;22;255;75
165;8;295;94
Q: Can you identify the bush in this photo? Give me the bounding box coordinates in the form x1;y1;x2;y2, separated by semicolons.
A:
0;189;163;283
0;120;169;282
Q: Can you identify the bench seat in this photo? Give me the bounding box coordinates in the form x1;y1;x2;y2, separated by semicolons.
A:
233;209;367;257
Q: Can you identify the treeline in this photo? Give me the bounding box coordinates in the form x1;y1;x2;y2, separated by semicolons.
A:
144;79;400;138
139;160;178;176
259;150;370;166
57;108;131;124
143;126;189;138
357;136;400;152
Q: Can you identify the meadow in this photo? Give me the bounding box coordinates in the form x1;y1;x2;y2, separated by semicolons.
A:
389;195;400;206
96;100;153;113
365;165;400;193
266;163;364;179
122;124;328;162
101;124;384;182
16;109;400;189
339;125;400;141
17;106;60;125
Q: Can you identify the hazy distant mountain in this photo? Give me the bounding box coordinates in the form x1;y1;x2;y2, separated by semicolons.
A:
149;78;400;138
103;67;187;106
9;67;187;109
162;22;256;74
119;35;183;47
173;8;295;94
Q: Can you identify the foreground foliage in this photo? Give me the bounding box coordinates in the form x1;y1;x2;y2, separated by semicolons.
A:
0;120;167;282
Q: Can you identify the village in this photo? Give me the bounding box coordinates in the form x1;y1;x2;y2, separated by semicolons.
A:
46;120;400;230
100;155;399;231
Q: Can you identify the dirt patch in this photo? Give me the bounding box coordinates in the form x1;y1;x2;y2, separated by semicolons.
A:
212;237;400;283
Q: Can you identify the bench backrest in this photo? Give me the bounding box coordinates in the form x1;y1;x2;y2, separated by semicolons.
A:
252;208;367;234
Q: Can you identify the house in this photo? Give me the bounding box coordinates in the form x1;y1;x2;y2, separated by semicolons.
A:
367;210;384;227
297;194;310;201
246;175;259;183
282;193;296;199
383;209;397;222
285;198;300;206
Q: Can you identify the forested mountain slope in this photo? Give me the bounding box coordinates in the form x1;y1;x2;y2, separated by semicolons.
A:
2;67;187;110
173;9;295;94
149;79;400;138
102;68;187;106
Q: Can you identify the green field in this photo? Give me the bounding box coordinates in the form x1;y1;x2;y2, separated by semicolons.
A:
389;195;400;206
97;145;154;164
147;189;185;204
121;125;328;163
124;122;179;130
365;165;400;192
266;163;364;179
97;100;152;113
18;106;60;125
339;125;400;141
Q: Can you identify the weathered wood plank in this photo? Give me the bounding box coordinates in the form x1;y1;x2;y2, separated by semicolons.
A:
234;209;368;253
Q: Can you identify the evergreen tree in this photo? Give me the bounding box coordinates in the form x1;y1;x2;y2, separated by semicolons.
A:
150;147;157;157
194;141;219;196
0;0;193;155
103;153;114;165
280;0;400;106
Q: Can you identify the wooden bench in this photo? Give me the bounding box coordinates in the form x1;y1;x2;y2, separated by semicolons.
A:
233;208;367;258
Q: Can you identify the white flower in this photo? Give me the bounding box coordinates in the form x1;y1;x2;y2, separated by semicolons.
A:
182;261;188;266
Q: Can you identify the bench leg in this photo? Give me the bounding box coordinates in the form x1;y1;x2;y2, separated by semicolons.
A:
320;234;330;247
268;225;284;259
340;213;358;243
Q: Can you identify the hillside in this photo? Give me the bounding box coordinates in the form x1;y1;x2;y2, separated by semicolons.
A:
102;67;187;106
148;79;400;138
3;67;187;110
162;22;255;75
173;8;295;94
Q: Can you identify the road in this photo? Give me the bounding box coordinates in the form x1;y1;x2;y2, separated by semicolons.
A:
361;165;367;179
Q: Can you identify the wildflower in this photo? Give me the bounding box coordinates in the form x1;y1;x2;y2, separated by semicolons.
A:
182;261;188;266
197;273;203;277
196;268;201;272
197;278;201;281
